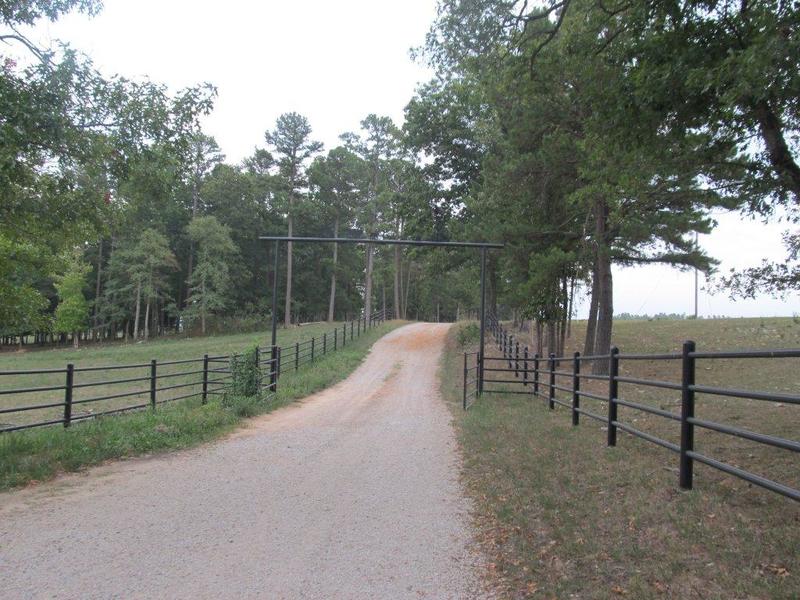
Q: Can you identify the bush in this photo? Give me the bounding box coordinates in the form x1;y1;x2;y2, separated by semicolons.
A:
457;322;480;347
225;346;261;400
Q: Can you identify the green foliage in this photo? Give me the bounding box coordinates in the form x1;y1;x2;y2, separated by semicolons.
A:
0;234;52;337
184;215;236;332
456;322;479;347
53;250;90;338
226;347;261;400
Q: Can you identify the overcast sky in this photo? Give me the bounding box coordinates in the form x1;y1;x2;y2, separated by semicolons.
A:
26;0;799;318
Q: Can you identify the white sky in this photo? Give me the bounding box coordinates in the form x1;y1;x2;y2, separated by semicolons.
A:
25;0;799;318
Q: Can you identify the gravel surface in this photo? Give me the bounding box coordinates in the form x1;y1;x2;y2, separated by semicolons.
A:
0;323;487;599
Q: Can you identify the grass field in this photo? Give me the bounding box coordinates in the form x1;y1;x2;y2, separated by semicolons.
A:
0;320;363;428
0;320;404;491
442;317;800;599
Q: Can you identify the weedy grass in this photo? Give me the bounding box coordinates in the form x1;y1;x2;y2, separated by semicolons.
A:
0;321;403;492
441;318;800;599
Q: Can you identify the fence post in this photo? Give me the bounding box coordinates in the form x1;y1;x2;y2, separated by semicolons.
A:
680;340;696;490
515;341;520;377
254;347;261;391
572;352;580;426
311;337;315;362
202;354;209;404
276;347;281;381
357;318;361;337
533;353;539;396
351;321;354;340
150;359;157;411
523;347;529;386
463;352;468;411
63;363;74;428
475;351;484;395
295;342;300;370
270;345;278;391
323;332;327;355
334;328;338;351
607;347;620;446
343;323;347;347
548;354;555;409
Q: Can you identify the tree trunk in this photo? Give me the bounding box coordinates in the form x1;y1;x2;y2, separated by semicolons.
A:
364;243;374;320
133;281;141;340
144;298;150;340
567;275;575;338
285;213;293;327
547;321;556;355
584;264;599;357
201;279;206;335
592;198;614;375
93;239;103;337
559;276;568;355
328;217;339;322
753;100;800;198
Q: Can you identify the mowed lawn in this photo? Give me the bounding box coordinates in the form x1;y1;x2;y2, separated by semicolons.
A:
0;321;364;428
443;317;800;599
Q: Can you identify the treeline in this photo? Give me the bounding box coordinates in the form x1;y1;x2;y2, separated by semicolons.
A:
404;0;799;370
2;0;798;357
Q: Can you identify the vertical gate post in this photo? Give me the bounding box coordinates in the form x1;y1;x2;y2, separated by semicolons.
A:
680;340;696;490
533;353;540;395
343;323;347;347
515;341;520;377
254;346;261;391
202;354;209;404
270;240;279;391
63;363;74;428
295;342;300;370
150;359;157;411
323;332;327;355
311;337;315;362
548;354;555;409
572;352;581;426
607;347;620;446
478;247;487;395
334;328;338;351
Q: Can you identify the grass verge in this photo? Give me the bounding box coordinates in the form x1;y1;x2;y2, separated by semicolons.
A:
0;320;404;492
441;321;799;599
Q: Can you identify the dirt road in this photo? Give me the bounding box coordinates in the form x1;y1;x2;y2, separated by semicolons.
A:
0;323;486;599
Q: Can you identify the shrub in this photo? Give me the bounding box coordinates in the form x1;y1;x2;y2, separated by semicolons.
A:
225;346;261;400
457;322;480;347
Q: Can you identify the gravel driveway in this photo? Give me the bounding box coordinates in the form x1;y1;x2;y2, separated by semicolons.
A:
0;323;487;599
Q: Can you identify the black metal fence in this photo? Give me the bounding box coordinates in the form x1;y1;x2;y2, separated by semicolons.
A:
0;309;387;434
463;314;800;502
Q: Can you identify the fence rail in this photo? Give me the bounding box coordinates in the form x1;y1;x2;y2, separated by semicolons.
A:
0;309;387;434
463;314;800;502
